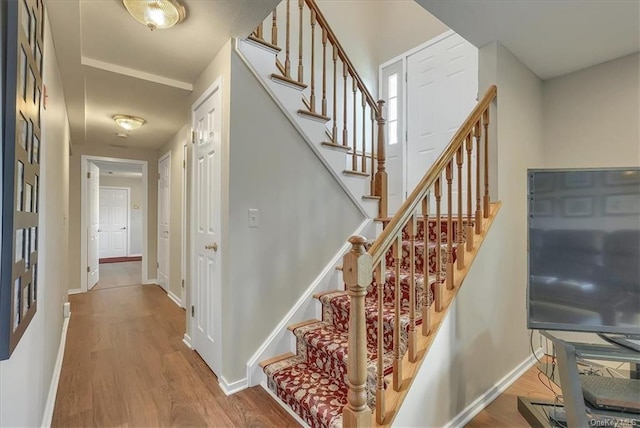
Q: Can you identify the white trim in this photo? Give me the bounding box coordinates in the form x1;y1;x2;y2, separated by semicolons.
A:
219;376;249;396
81;156;149;291
41;315;71;427
379;29;456;69
182;334;192;349
81;56;193;91
167;290;183;308
246;218;373;386
444;348;545;428
98;186;130;259
68;288;83;295
157;152;171;292
143;278;158;285
127;253;142;257
261;383;310;428
181;142;188;313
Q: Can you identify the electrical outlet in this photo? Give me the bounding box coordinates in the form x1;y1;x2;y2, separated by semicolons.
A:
248;209;259;228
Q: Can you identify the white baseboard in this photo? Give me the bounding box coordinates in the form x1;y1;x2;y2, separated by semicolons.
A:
245;218;373;386
68;288;83;295
182;334;192;349
219;376;248;396
167;290;183;308
127;253;142;257
261;382;310;428
41;315;71;427
444;347;544;428
143;278;158;285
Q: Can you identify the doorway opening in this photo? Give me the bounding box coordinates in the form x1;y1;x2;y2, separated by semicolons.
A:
79;156;149;293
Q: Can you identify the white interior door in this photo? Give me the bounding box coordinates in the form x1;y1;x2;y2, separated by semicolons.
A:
191;81;223;375
406;33;478;213
88;163;100;289
98;187;129;259
158;154;171;291
382;61;404;215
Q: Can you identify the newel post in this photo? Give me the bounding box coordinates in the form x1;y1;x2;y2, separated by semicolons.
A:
375;100;388;219
343;236;373;427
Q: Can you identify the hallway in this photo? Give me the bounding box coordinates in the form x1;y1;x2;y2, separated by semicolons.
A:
52;284;299;427
93;261;142;291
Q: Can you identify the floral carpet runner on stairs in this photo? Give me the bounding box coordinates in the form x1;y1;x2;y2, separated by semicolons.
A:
262;219;465;427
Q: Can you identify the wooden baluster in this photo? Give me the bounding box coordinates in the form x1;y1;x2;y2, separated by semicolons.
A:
421;197;431;335
285;0;291;78
375;260;385;424
483;109;490;217
408;214;417;362
446;161;454;290
392;234;402;391
309;9;316;113
474;120;482;234
375;100;388;219
256;23;263;39
361;92;366;173
434;177;443;312
297;0;304;83
321;27;327;117
466;134;474;251
370;108;375;195
342;62;348;147
352;80;357;171
342;236;372;427
271;9;277;46
456;146;465;270
331;45;338;144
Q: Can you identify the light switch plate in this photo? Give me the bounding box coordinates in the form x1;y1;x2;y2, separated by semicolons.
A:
248;209;259;228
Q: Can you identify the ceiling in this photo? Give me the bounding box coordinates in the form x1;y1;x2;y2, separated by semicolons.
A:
46;0;278;150
416;0;640;79
94;161;143;178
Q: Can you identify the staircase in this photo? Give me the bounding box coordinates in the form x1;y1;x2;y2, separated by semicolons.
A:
244;1;500;426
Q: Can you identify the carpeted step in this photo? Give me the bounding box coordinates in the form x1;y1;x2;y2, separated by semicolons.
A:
385;240;457;276
264;355;346;428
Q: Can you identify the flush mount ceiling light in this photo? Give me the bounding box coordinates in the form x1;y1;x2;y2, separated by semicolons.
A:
113;114;146;131
122;0;186;31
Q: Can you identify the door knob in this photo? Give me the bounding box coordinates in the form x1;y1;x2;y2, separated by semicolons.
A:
205;243;218;252
121;227;127;230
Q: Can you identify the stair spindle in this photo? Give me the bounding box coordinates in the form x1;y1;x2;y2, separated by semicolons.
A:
256;23;264;39
408;214;417;362
375;260;386;425
421;197;431;336
361;92;366;173
370;107;375;195
297;0;304;83
375;100;388;219
475;120;482;234
309;9;316;113
456;145;465;270
332;45;338;144
446;161;454;290
352;80;357;171
342;62;348;147
483;109;490;217
466;134;474;250
321;27;327;117
271;9;277;45
392;234;402;391
285;0;291;78
435;177;443;312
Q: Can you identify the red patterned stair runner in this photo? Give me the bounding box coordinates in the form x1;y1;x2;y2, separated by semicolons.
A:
262;219;466;428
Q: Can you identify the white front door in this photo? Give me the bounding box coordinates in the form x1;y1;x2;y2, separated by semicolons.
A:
406;33;478;212
98;187;129;259
158;154;171;291
191;80;223;375
382;61;404;215
87;163;100;289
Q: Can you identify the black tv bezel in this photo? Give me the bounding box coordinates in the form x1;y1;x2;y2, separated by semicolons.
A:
526;167;640;336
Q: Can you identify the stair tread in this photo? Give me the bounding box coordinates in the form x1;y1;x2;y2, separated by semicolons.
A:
259;352;295;369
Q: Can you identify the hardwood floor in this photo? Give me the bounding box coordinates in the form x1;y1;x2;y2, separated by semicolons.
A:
466;364;559;427
92;261;142;290
52;283;299;427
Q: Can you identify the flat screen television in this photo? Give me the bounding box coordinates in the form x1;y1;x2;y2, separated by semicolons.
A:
527;168;640;337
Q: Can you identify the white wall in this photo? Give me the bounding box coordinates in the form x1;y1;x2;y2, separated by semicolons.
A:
543;52;640;168
396;41;545;425
220;51;365;382
99;175;144;256
0;11;70;427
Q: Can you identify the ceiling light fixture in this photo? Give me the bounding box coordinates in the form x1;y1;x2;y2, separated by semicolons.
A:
122;0;186;31
113;114;146;131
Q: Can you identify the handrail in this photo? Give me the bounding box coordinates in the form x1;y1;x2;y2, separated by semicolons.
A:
304;0;380;115
368;85;497;263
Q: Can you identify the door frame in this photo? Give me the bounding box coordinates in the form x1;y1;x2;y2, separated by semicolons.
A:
188;76;224;375
79;155;148;293
157;151;171;292
98;186;131;259
181;142;188;307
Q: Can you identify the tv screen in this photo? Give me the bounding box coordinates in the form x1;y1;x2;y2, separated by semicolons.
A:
527;168;640;335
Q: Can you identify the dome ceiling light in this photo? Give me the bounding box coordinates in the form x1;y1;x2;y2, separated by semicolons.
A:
113;114;146;131
122;0;187;31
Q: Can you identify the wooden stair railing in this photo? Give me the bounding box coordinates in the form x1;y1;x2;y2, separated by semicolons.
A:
250;0;388;218
344;85;498;426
